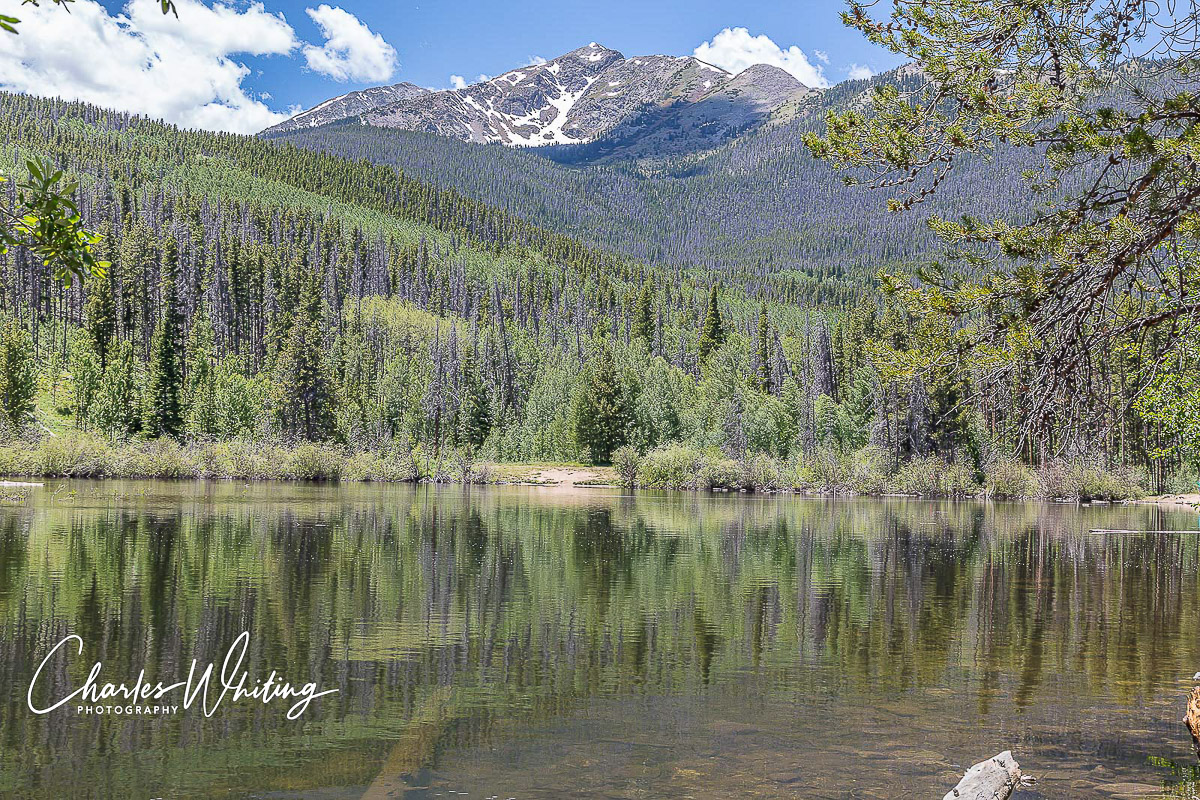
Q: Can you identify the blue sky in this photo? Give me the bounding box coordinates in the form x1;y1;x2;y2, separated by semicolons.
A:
251;0;900;103
0;0;901;133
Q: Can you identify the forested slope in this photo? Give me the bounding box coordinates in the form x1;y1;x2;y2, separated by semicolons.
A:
0;92;862;468
268;68;1053;284
0;90;1178;494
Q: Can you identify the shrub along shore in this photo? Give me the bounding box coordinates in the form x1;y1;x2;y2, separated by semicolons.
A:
0;434;1157;501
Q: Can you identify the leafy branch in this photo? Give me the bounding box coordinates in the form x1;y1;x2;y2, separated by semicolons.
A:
0;0;176;283
1;0;176;34
805;0;1200;453
0;158;108;285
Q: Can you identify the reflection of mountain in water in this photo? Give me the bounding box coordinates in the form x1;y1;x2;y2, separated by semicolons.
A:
0;484;1196;797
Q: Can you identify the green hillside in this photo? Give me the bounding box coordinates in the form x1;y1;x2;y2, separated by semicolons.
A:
0;91;1184;496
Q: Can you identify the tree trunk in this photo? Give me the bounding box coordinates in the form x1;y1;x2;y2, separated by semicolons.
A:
943;751;1023;800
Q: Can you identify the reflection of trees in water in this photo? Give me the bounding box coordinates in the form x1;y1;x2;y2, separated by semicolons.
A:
0;486;1196;795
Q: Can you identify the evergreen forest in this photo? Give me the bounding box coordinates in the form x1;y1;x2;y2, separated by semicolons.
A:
0;78;1194;497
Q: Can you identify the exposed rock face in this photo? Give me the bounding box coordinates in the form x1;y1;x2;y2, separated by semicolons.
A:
262;43;814;155
573;62;814;162
364;44;626;145
261;83;429;135
558;53;731;142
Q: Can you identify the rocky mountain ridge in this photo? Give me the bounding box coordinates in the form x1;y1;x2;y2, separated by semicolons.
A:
261;43;815;153
263;82;429;135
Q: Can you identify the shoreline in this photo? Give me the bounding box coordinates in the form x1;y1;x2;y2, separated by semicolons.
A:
0;466;1164;504
0;436;1159;502
1126;493;1200;510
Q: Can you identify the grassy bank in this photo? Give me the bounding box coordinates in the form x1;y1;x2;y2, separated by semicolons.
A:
0;434;1153;501
0;434;449;483
621;444;1148;501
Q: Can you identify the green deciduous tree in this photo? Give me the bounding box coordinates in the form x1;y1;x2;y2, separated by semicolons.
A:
214;358;263;439
628;355;689;451
68;330;102;430
0;158;108;286
0;315;36;431
185;308;220;439
1135;331;1200;473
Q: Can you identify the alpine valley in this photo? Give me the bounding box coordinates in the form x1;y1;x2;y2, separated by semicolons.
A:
6;6;1200;800
260;45;1042;283
0;39;1175;499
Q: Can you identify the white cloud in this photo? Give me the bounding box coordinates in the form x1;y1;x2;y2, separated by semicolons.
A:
449;74;490;90
814;49;830;64
848;64;874;80
525;55;547;66
0;0;297;133
693;27;827;88
302;4;396;83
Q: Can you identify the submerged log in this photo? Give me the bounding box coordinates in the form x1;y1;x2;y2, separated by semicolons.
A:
1187;686;1200;761
943;751;1023;800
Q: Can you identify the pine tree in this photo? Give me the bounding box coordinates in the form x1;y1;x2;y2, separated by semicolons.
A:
698;285;724;365
570;324;628;464
85;275;115;371
84;230;116;370
723;391;748;459
755;305;771;394
813;323;837;399
116;220;156;351
631;282;654;349
907;375;932;458
143;237;185;438
457;346;490;448
274;272;337;441
96;339;141;440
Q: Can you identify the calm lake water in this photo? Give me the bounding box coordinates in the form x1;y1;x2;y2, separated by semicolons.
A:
0;481;1198;799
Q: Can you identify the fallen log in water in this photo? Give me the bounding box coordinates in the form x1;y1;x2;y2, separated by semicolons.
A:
943;751;1023;800
1187;686;1200;761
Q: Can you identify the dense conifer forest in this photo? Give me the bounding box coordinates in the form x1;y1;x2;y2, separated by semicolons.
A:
0;90;1192;496
267;68;1051;285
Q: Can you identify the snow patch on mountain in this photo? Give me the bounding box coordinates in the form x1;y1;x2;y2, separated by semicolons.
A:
265;42;817;154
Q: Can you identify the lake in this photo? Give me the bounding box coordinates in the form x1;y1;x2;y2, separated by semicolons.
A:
0;481;1198;799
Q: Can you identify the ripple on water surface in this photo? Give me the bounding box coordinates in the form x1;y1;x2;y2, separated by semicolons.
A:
0;482;1196;799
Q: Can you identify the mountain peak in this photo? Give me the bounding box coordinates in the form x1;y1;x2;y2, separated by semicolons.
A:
565;42;621;59
263;43;820;155
731;63;806;91
551;43;625;73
